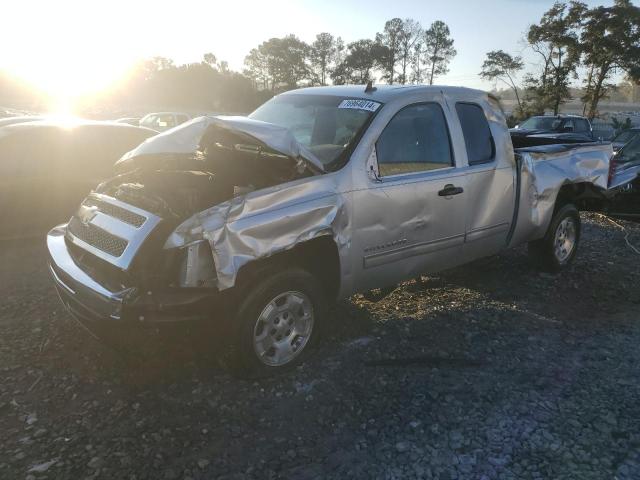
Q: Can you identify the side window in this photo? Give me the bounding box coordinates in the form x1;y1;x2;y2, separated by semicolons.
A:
376;103;453;177
455;103;495;165
576;119;589;133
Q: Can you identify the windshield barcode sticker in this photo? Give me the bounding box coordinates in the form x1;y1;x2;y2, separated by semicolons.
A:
338;99;381;112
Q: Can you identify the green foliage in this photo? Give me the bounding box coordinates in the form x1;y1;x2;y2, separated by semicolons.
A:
611;116;633;132
121;60;260;113
331;39;378;85
397;19;423;85
580;0;640;118
375;18;405;84
422;21;457;85
526;1;587;114
243;35;311;91
309;33;339;86
480;50;524;115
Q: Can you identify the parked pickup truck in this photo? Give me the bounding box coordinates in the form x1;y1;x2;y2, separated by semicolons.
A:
510;114;595;143
47;85;636;376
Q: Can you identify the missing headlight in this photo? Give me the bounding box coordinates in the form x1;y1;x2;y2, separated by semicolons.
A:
178;240;217;288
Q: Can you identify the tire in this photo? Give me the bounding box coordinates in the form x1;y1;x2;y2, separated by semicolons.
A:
225;267;326;378
528;203;581;272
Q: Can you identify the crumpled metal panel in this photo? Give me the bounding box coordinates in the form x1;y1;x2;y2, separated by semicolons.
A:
509;142;613;247
118;115;325;172
164;175;348;290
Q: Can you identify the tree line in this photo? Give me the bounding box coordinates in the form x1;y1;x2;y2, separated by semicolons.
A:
480;0;640;119
243;18;456;90
0;0;638;119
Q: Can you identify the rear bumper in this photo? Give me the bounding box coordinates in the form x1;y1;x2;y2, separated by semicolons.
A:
47;225;219;339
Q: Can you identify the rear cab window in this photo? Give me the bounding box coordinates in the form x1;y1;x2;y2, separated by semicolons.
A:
376;103;454;177
455;103;495;165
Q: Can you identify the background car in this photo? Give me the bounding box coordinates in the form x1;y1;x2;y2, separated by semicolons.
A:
510;114;595;142
0;115;47;128
115;117;142;126
138;112;192;131
0;120;157;239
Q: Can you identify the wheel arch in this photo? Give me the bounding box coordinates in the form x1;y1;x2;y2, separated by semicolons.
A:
233;235;342;301
553;182;607;213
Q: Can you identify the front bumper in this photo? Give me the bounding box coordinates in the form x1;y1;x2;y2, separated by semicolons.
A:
47;225;218;339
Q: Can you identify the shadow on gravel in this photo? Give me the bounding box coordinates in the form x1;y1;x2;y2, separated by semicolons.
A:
70;296;377;388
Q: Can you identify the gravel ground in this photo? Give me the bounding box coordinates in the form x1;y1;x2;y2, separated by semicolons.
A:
1;213;640;480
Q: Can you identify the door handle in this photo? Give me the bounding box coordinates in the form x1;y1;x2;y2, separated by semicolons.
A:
438;184;464;197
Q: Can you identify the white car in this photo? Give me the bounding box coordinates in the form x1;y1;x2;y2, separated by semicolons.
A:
139;112;192;132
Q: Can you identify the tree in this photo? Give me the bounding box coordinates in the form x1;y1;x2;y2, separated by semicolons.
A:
243;48;270;90
580;0;640;118
480;50;525;114
527;1;587;115
411;41;425;84
203;53;229;74
310;33;337;86
375;18;404;84
203;53;217;67
331;39;377;85
423;21;457;85
244;35;311;91
397;19;423;84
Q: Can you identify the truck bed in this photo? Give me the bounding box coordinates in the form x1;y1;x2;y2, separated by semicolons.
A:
508;141;615;249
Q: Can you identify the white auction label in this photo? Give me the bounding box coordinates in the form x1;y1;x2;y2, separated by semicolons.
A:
338;99;381;112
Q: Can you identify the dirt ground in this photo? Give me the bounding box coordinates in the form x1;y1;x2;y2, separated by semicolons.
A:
1;213;640;480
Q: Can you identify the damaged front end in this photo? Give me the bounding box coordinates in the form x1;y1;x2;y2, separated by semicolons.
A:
47;116;342;335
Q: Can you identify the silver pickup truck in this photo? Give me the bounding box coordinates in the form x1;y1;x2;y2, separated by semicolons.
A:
47;85;633;375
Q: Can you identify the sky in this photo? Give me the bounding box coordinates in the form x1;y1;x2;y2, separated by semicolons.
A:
0;0;621;103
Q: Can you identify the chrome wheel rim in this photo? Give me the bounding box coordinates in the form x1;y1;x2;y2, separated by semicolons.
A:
253;291;314;367
554;217;576;263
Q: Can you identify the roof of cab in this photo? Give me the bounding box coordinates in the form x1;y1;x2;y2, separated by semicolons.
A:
281;84;487;103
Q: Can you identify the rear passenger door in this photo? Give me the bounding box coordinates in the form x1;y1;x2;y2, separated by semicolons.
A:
454;102;515;261
351;102;468;292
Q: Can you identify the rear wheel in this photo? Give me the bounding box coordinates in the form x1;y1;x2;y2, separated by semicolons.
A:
226;267;326;377
528;203;581;272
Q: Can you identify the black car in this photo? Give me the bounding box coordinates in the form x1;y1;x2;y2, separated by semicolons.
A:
510;115;594;143
0;120;157;239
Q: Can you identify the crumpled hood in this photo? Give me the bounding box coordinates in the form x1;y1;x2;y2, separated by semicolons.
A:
117;115;325;172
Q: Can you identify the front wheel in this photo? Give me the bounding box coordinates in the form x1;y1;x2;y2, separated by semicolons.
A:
226;267;326;377
528;203;581;272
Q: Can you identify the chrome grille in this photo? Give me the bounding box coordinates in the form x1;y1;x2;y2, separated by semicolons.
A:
68;217;128;257
83;198;145;228
65;193;162;270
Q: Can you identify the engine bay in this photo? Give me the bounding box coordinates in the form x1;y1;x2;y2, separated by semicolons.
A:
98;126;314;221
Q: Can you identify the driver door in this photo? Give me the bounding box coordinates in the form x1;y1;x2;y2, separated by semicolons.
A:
351;102;468;292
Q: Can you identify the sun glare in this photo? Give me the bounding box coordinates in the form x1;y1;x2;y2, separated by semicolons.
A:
7;53;132;115
2;0;310;115
1;0;143;115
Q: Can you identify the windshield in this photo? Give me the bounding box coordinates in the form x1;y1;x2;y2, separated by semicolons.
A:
519;117;562;131
614;130;638;144
249;94;379;169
